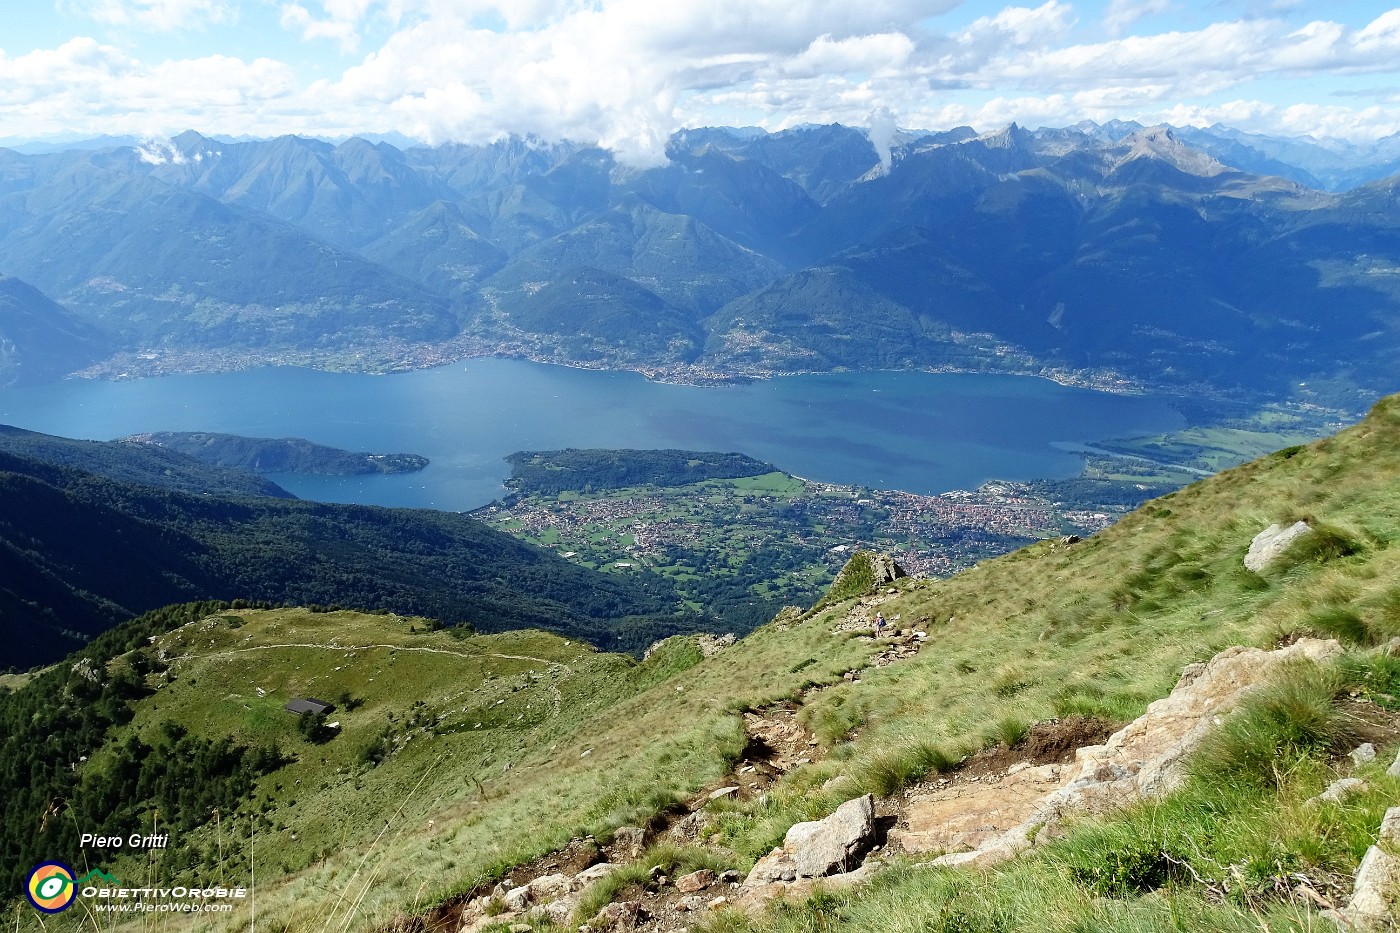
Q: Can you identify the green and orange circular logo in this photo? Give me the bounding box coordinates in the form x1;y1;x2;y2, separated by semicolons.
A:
26;862;76;913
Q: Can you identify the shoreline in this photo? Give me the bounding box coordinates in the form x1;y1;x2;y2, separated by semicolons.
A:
59;335;1363;425
67;337;1184;400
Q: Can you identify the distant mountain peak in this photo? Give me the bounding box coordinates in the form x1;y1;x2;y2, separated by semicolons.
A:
1113;125;1230;178
975;123;1034;150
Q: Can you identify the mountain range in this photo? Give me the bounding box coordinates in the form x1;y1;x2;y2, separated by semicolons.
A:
1;122;1399;407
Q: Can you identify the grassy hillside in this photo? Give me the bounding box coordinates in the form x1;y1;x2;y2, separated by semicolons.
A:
0;448;679;668
7;394;1400;932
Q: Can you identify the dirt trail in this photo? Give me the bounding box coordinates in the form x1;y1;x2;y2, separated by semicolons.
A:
172;641;572;670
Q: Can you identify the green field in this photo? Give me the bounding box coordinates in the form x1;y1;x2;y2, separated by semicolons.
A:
1089;404;1331;474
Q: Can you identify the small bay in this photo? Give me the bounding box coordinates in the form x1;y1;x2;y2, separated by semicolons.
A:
0;358;1185;511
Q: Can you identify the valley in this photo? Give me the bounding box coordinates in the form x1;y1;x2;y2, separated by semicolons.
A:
3;117;1400;932
5;393;1399;933
476;462;1145;626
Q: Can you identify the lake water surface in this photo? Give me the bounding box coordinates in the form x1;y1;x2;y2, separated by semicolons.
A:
0;359;1185;511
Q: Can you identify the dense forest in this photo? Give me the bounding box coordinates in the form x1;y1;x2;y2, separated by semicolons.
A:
503;448;776;497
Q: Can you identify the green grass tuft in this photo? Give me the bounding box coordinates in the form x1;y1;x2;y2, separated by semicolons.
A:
1186;661;1355;789
1304;607;1371;645
853;741;958;796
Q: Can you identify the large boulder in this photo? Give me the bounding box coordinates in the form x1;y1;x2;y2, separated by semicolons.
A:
746;794;874;884
1244;521;1312;572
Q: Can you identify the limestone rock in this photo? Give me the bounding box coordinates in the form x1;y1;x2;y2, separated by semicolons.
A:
499;872;571;913
735;863;877;913
746;794;874;884
676;895;705;911
573;863;618;888
1352;743;1378;765
1389;746;1400;779
526;874;571;902
791;794;874;877
866;553;907;586
1244;521;1312;572
502;885;532;912
893;765;1061;855
590;900;645;930
923;638;1342;869
697;633;737;657
610;826;646;860
676;869;716;893
531;895;578;925
1311;778;1368;806
829;551;906;599
462;911;517;933
746;848;798;884
1330;807;1400;931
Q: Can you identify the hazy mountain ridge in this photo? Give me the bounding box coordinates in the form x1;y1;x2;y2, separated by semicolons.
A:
3;122;1400;403
0;275;102;386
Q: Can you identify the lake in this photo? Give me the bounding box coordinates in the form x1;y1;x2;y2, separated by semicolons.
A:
0;359;1185;510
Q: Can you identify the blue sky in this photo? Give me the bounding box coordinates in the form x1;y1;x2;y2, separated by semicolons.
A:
2;1;1399;160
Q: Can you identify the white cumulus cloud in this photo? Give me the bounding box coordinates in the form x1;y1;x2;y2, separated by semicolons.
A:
7;0;1400;157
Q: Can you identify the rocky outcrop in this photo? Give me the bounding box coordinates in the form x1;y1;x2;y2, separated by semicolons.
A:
827;551;907;602
609;826;646;860
1327;807;1400;931
893;639;1344;868
1244;521;1312;571
746;794;875;884
697;633;737;657
865;553;907;586
1309;778;1368;807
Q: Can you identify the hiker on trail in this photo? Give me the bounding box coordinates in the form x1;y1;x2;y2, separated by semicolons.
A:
874;612;887;636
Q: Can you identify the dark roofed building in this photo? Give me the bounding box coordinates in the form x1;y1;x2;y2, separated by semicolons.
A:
284;697;335;716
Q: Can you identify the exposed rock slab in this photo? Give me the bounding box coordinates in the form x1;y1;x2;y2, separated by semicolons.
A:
917;638;1342;867
1328;806;1400;931
892;765;1062;855
1244;521;1312;571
